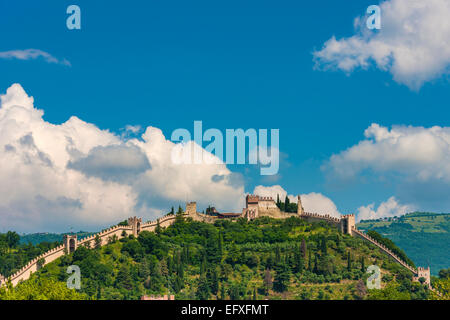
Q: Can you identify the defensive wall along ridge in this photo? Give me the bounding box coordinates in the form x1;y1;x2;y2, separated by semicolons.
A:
0;214;182;287
0;195;431;288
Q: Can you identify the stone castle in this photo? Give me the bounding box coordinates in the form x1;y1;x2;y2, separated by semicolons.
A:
189;195;356;235
0;194;431;289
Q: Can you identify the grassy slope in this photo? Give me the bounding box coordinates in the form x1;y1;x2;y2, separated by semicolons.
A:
357;212;450;274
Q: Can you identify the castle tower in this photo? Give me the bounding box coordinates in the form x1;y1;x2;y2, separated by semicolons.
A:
340;214;355;234
413;267;431;288
245;195;259;217
185;202;197;216
64;234;78;254
128;216;142;237
297;195;304;216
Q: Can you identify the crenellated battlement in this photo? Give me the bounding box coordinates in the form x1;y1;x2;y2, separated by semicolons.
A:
351;227;417;274
301;211;341;222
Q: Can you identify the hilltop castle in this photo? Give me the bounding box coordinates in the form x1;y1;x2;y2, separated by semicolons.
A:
0;194;431;289
188;194;356;235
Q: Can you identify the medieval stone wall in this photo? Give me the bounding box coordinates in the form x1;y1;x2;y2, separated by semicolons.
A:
0;199;430;289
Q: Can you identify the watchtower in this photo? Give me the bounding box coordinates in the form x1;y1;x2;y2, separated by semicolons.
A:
128;216;142;237
297;195;305;215
413;267;431;288
340;214;355;234
64;234;78;253
186;202;197;216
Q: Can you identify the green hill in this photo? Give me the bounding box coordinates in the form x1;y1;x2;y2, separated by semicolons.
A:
2;216;432;300
357;212;450;274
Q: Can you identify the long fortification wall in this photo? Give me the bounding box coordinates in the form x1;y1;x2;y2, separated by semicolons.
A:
0;213;190;288
4;244;66;286
140;214;184;231
0;204;427;289
351;227;417;274
300;212;341;226
78;225;133;248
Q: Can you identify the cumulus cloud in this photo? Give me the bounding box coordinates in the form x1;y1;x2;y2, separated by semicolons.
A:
68;145;151;182
251;185;341;218
356;196;414;222
313;0;450;90
325;123;450;182
0;83;243;233
0;49;71;66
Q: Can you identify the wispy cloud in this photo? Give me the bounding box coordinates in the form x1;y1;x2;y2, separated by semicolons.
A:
0;49;71;66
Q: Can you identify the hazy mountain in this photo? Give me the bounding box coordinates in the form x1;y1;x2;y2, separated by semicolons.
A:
357;212;450;274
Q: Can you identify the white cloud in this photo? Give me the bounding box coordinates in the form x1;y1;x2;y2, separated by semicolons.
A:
325;123;450;182
0;49;71;66
251;185;341;218
300;192;341;218
0;84;243;233
313;0;450;90
356;196;414;222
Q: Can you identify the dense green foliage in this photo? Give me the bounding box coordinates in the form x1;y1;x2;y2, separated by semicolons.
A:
366;230;416;267
6;216;433;300
0;277;88;300
358;212;450;273
275;195;298;213
0;232;60;277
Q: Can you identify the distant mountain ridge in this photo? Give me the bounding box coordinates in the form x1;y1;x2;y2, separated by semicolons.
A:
357;212;450;274
19;231;96;245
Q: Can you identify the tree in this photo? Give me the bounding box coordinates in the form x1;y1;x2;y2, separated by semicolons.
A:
320;236;327;255
284;196;290;212
294;248;304;273
200;254;207;276
207;268;219;295
263;269;273;294
313;255;319;274
6;231;20;250
308;251;313;271
36;258;45;270
300;238;307;258
218;230;224;260
273;263;290;293
439;268;450;279
0;277;88;300
155;220;162;235
115;265;133;291
347;252;352;271
355;279;367;299
219;283;226;300
196;275;210;300
275;246;281;264
94;235;102;249
431;278;450;300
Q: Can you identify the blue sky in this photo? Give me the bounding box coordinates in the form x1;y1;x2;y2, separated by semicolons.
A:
1;0;450;232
